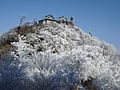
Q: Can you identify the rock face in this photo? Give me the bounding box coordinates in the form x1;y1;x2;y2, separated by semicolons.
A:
0;20;120;90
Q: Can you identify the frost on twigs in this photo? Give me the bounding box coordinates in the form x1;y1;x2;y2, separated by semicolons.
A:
0;22;119;90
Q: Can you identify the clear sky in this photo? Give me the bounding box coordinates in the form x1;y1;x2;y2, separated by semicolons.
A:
0;0;120;51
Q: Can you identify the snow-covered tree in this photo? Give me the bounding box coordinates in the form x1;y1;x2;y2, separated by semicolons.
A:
0;21;120;90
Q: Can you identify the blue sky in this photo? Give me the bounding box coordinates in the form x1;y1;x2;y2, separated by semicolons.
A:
0;0;120;50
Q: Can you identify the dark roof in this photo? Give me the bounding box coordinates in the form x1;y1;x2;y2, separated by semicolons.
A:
58;16;67;21
44;14;54;20
39;18;58;23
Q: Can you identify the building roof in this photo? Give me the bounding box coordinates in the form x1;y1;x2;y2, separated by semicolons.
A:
44;14;54;20
58;16;67;21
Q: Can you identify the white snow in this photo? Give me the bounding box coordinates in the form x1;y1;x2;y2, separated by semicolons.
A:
0;22;119;90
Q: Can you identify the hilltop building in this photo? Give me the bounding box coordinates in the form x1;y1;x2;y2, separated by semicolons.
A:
38;15;74;26
39;15;57;25
58;16;67;24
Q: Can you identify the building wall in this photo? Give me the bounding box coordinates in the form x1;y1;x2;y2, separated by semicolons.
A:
46;20;53;24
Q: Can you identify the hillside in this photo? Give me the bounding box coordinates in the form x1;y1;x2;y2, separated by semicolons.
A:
0;16;120;90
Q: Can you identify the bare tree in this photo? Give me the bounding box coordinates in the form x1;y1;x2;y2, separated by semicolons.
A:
19;16;26;25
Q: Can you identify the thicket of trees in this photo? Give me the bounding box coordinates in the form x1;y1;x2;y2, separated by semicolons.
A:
0;22;119;90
